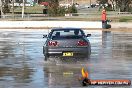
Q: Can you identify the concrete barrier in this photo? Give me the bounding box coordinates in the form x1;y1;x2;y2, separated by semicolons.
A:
0;21;102;29
111;22;132;28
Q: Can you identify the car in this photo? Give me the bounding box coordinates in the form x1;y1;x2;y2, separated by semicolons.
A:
84;5;90;8
43;28;91;61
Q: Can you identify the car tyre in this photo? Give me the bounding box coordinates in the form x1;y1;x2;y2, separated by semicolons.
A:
44;54;48;61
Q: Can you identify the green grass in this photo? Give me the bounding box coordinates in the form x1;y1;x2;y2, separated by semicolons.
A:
25;5;44;13
10;5;44;14
8;6;132;22
119;16;132;22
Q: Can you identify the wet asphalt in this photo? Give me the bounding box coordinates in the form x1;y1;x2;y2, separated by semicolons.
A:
0;29;132;88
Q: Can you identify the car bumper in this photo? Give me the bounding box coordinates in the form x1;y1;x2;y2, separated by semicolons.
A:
44;47;91;58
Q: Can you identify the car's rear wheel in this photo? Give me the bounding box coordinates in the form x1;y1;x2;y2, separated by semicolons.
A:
44;54;48;61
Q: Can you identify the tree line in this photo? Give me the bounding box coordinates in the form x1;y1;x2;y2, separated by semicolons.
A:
97;0;132;12
37;0;132;12
0;0;131;18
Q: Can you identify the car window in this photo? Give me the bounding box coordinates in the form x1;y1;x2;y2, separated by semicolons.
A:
50;29;85;40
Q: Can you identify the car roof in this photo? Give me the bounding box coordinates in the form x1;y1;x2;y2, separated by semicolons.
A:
51;28;82;31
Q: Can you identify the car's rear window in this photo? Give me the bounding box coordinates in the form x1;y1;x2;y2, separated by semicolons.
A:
49;29;85;40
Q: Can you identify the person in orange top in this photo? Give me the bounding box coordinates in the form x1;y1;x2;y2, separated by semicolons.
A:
102;9;107;22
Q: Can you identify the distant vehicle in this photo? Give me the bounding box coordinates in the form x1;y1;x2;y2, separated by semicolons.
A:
10;2;33;6
91;4;96;8
84;5;90;8
59;4;72;8
40;2;49;6
78;4;90;9
43;28;91;61
75;3;79;8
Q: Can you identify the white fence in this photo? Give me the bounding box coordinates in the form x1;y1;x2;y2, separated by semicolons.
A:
0;21;102;28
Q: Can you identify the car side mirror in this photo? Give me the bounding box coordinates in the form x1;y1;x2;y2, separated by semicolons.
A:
86;34;91;37
43;35;47;38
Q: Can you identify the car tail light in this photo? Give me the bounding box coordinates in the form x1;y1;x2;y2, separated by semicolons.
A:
48;41;58;46
77;40;88;46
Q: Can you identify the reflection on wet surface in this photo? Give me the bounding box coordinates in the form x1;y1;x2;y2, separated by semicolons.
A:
0;29;132;88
